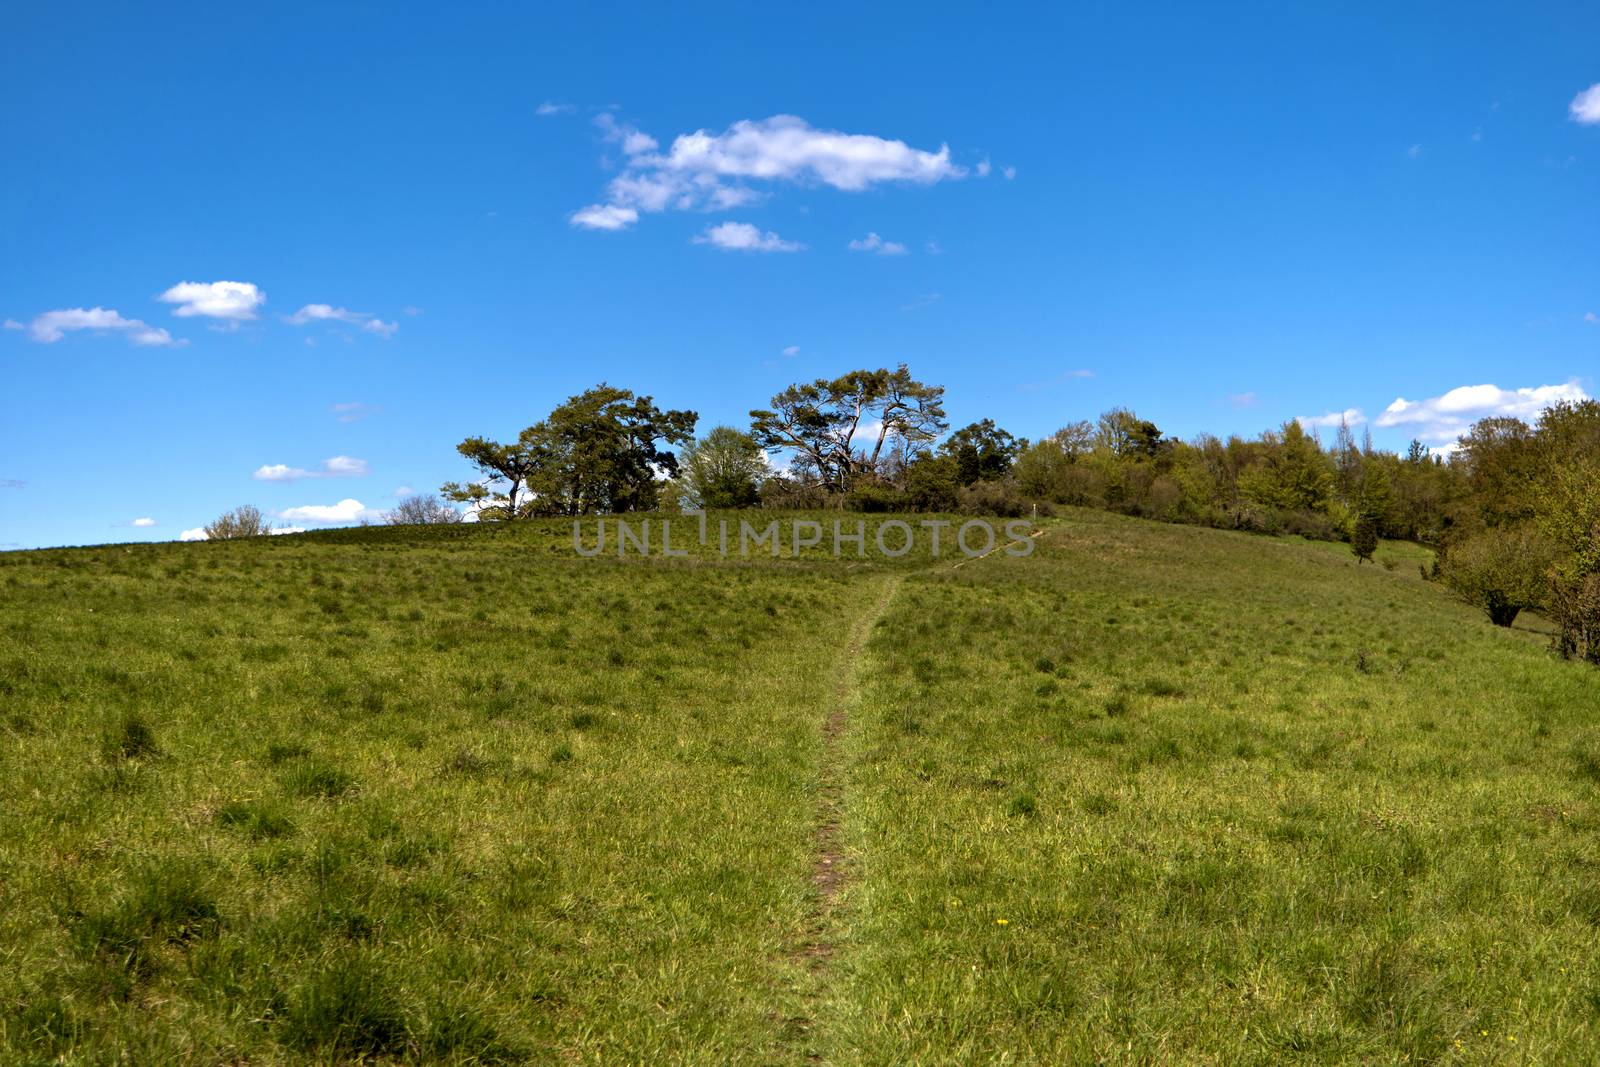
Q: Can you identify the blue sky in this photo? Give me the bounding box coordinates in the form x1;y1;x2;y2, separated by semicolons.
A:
3;2;1598;549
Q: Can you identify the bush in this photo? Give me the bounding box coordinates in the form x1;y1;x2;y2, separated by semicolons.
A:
955;480;1028;517
1438;525;1555;628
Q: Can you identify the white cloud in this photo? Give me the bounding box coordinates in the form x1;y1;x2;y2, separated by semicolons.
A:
1569;84;1600;124
693;221;803;253
180;527;208;542
848;232;909;255
270;526;307;536
781;345;800;357
1002;165;1017;180
4;319;22;331
595;112;659;155
976;158;992;178
1375;380;1591;441
253;455;370;481
278;498;383;524
1585;312;1597;324
1297;408;1365;430
572;114;964;230
1229;391;1260;409
157;280;264;322
570;203;640;230
20;307;179;347
536;101;575;116
131;517;155;527
287;304;397;338
1407;144;1423;159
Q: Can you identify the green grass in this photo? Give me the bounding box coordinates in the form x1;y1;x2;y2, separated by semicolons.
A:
1;510;1597;1062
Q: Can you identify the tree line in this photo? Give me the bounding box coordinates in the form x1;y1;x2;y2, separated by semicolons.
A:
207;364;1600;664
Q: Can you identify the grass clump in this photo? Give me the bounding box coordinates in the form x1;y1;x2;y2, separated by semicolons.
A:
280;955;410;1057
100;712;157;762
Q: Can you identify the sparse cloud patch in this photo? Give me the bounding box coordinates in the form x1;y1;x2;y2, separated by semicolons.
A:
693;221;803;253
331;402;377;423
848;232;909;255
1297;408;1365;430
288;304;397;338
781;345;800;357
1569;83;1600;124
253;456;370;482
16;307;179;347
1229;392;1260;409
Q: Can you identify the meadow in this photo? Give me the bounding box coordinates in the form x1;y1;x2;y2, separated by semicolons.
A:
1;510;1597;1063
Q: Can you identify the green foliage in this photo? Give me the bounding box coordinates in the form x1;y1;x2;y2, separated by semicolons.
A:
750;364;946;490
1438;524;1554;627
940;419;1020;484
1350;514;1378;563
677;425;764;509
443;384;696;518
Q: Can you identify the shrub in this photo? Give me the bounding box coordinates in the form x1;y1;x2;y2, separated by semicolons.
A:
1351;514;1378;563
203;505;273;540
1438;525;1555;628
955;480;1028;517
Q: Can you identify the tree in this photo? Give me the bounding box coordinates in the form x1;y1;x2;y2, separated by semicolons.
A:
1095;407;1164;459
941;419;1020;484
444;385;696;518
1439;525;1555;628
440;434;542;520
677;426;765;509
384;494;464;525
1350;513;1378;563
522;385;697;515
1238;421;1333;512
749;365;946;491
204;505;273;539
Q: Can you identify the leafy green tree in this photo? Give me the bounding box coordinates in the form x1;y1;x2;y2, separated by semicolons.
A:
1238;421;1333;512
1457;416;1540;527
1095;407;1164;459
1439;525;1555;628
677;426;765;509
1350;513;1378;563
941;419;1020;484
523;385;697;515
749;365;946;491
441;434;543;520
443;385;696;518
902;453;961;511
1531;400;1600;659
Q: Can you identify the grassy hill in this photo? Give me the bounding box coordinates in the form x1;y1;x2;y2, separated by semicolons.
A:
1;511;1596;1062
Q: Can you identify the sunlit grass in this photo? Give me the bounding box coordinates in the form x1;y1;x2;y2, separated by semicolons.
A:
2;510;1596;1061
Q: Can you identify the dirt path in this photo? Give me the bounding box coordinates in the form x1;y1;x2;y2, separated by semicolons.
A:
786;571;903;1055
